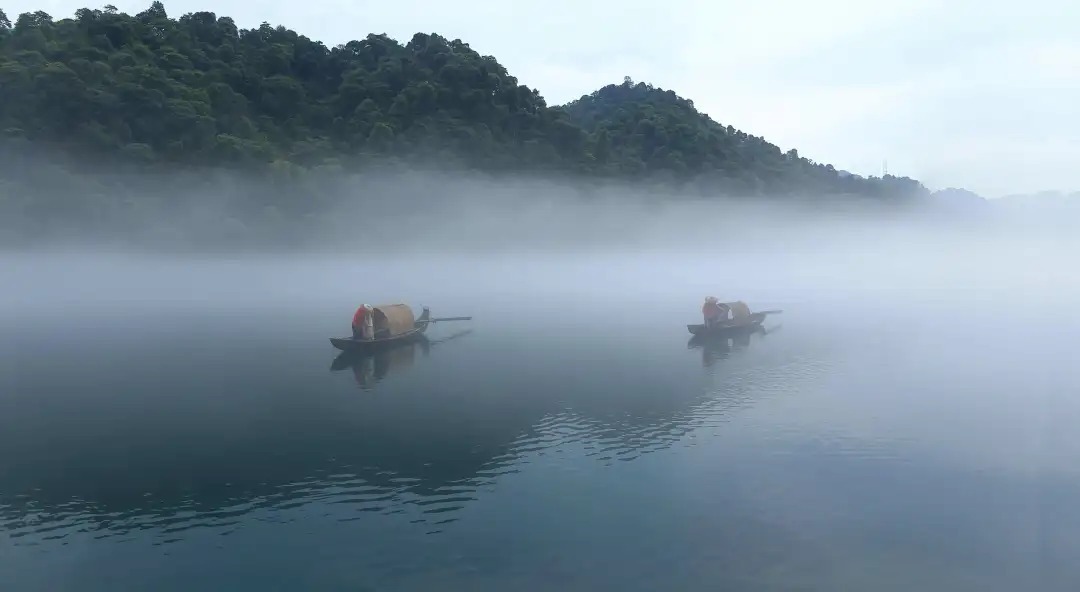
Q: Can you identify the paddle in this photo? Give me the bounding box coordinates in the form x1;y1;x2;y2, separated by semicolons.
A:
419;316;473;323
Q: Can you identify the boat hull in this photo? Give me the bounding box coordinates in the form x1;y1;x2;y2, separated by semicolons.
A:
687;312;768;336
330;330;425;351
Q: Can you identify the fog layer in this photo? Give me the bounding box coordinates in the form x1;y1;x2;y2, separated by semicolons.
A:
3;165;1077;324
3;160;1069;252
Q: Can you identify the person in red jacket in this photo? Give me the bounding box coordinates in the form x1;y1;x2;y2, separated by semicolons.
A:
352;304;373;340
702;297;728;328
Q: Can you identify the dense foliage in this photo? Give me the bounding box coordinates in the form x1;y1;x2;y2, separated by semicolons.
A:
0;2;585;172
564;80;925;198
0;2;926;200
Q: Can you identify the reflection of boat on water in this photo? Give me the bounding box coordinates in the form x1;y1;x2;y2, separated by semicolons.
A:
3;322;786;543
330;329;473;390
688;323;781;367
0;323;515;541
334;337;425;389
329;304;471;352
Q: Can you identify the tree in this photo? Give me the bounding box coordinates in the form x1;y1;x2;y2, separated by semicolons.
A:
591;128;610;164
14;10;52;30
366;122;394;151
0;9;11;32
142;1;166;19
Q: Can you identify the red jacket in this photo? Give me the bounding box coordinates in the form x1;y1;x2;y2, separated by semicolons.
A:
352;307;366;328
703;302;722;319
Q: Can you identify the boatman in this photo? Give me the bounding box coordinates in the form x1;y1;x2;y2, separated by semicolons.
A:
352;304;375;340
703;297;728;329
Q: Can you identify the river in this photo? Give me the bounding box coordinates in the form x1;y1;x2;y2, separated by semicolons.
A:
2;249;1079;591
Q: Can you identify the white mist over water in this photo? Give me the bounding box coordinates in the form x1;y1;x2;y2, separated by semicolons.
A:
2;220;1075;317
3;175;1080;591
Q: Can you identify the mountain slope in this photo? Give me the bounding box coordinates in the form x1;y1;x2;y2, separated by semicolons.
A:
0;3;932;201
0;3;587;171
561;79;926;198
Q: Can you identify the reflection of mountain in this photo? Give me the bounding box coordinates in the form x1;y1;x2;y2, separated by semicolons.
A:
0;323;794;543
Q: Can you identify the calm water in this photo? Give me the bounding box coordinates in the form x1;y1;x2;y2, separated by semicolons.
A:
3;252;1080;591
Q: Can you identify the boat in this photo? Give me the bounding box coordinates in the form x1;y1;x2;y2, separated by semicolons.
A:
687;301;782;336
329;304;471;351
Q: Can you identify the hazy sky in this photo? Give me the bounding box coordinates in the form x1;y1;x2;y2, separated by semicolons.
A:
8;0;1078;196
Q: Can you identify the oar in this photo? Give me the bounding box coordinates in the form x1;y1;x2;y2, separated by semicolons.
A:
420;316;473;323
756;309;784;315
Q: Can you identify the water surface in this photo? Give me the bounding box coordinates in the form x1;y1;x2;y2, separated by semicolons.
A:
2;252;1079;591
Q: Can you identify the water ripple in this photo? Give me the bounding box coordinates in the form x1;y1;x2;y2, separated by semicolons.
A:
1;347;827;548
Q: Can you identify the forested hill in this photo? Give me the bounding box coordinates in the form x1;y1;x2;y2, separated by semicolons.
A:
562;81;923;198
0;2;925;200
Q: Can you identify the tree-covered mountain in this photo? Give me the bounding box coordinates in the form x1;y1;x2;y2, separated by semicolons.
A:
563;79;924;198
0;2;927;200
0;2;578;172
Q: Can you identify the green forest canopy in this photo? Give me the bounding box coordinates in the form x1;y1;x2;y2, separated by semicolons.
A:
0;2;926;200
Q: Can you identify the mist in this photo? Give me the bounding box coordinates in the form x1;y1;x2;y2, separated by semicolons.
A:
3;160;1078;326
6;161;1080;592
0;142;1066;252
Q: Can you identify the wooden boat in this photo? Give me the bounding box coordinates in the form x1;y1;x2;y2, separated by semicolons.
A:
329;305;471;352
687;301;782;336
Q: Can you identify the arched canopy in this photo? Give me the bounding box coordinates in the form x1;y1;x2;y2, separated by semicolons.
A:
371;304;415;337
725;301;752;322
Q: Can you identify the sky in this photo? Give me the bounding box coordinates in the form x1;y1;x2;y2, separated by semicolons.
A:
6;0;1079;197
